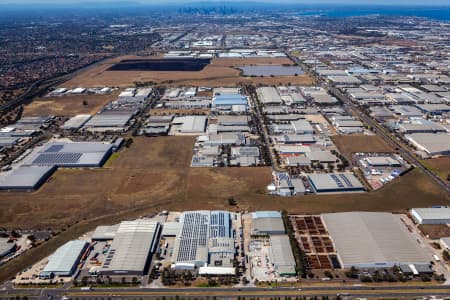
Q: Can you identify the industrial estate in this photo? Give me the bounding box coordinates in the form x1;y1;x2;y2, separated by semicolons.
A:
0;2;450;300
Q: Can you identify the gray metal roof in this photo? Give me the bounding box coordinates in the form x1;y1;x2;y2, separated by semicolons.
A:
92;224;119;241
307;173;364;193
322;212;431;268
251;212;285;235
0;238;16;257
0;165;56;190
269;235;296;275
101;219;161;273
41;240;88;276
411;208;450;221
257;87;283;105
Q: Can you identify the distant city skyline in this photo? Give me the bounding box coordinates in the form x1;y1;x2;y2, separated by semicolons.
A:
1;0;450;5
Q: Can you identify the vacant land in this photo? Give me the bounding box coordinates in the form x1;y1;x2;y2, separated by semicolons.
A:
418;224;450;239
1;136;448;230
331;134;394;160
422;156;450;182
23;91;119;117
62;56;313;88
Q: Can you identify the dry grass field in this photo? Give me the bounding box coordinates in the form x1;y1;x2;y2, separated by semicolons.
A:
0;136;448;230
418;224;450;239
23;91;119;117
62;56;313;88
422;156;450;182
331;134;394;160
0;136;448;283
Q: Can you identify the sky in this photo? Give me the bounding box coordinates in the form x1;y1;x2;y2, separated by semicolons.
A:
1;0;450;5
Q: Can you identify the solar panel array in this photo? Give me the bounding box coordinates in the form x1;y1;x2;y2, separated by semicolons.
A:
44;144;64;153
32;153;82;165
175;211;231;264
330;174;345;188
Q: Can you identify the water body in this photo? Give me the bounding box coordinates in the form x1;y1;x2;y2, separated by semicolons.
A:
296;6;450;21
239;65;305;77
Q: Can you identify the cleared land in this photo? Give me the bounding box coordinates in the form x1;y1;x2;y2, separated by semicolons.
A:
422;156;450;182
331;134;394;160
1;136;448;230
62;56;313;88
23;91;119;117
418;224;450;239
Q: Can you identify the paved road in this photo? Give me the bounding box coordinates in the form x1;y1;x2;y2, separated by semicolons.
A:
4;285;450;300
286;52;449;195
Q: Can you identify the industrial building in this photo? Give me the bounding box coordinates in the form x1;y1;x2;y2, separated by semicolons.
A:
0;165;56;190
91;224;120;241
269;235;296;276
405;133;450;157
171;116;207;134
411;207;450;225
40;240;89;278
83;110;135;132
100;219;161;276
62;115;92;130
212;93;248;113
256;87;283;105
172;211;235;272
251;211;285;235
364;156;401;167
307;173;365;194
29;141;113;167
322;212;431;268
0;238;16;258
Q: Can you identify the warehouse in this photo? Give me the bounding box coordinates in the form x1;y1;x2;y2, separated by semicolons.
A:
291;120;314;134
100;219;161;276
306;151;338;163
0;238;16;258
83;110;135;131
203;133;246;146
171;116;207;134
405;133;450;156
411;207;450;225
216;115;250;126
40;240;89;278
29;141;113;167
398;119;447;134
269;235;296;276
307;173;365;194
0;136;20;149
322;212;431;269
256;87;283;106
172;211;235;270
0;165;56;190
62;114;92;130
251;211;285;236
365;156;401;167
92;224;119;241
212;94;248;112
272;134;316;144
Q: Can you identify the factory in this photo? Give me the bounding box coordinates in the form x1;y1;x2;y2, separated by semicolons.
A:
405;133;450;157
212;93;248;113
256;87;283;106
100;219;161;276
62;114;92;131
40;240;89;278
307;173;365;194
411;207;450;225
170;116;208;135
322;212;431;269
0;165;56;190
251;211;285;235
172;211;235;274
269;235;296;276
29;141;113;167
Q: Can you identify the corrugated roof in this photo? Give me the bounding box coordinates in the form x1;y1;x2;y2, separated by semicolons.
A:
41;240;88;275
322;212;430;268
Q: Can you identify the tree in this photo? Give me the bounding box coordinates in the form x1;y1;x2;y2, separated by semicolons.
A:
82;100;88;106
227;197;237;206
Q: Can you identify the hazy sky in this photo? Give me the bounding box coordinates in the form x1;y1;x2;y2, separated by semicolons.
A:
1;0;450;5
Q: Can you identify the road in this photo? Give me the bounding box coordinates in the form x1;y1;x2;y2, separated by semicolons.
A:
286;52;449;195
4;285;450;300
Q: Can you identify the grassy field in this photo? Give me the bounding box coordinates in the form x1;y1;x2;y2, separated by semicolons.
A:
23;91;119;117
0;136;448;283
1;136;448;230
62;56;313;88
422;156;450;182
331;134;394;160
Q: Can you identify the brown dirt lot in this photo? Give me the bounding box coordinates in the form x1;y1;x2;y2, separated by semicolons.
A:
422;156;450;182
0;137;448;230
62;56;313;88
331;134;394;160
418;224;450;239
23;91;119;117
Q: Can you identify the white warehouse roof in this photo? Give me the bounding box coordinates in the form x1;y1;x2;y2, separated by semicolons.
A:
322;212;431;268
40;240;88;277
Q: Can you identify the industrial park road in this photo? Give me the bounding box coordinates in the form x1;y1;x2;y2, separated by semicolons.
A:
286;52;450;195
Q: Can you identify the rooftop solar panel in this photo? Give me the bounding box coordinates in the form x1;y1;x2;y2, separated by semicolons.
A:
32;153;82;165
44;144;64;153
